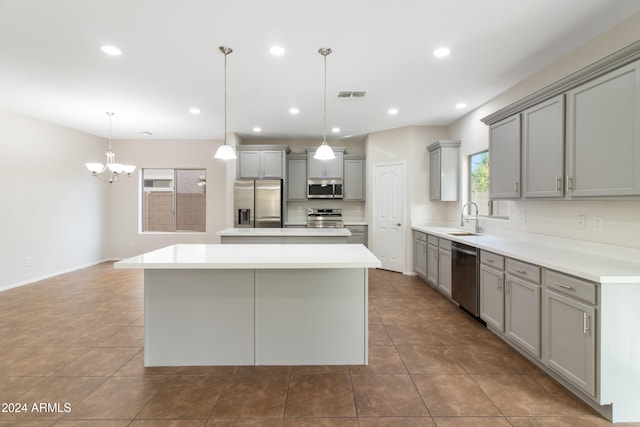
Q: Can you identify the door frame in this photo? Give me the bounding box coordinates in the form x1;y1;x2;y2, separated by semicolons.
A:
371;161;407;273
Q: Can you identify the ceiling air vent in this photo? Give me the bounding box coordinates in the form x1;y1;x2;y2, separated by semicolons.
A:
337;90;366;99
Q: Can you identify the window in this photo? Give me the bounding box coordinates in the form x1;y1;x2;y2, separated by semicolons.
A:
142;168;206;232
468;151;509;218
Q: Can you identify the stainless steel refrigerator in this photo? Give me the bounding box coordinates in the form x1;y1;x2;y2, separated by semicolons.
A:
234;180;283;228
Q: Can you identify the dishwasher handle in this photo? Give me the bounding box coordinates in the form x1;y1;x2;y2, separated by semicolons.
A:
452;244;477;256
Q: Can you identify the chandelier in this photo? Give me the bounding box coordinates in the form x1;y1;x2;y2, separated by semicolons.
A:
314;47;335;160
214;46;237;160
85;112;136;184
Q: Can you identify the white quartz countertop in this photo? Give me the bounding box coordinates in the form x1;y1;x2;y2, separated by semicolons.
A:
217;227;351;237
412;225;640;284
114;244;381;270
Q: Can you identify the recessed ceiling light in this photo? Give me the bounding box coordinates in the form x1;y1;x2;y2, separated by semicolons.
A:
100;45;122;56
388;108;399;115
253;127;262;132
289;108;299;115
456;103;467;109
270;46;286;56
433;47;451;58
189;107;201;114
332;127;340;133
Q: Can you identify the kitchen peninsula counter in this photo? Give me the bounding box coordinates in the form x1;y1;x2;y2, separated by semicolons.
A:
115;244;380;367
217;227;351;244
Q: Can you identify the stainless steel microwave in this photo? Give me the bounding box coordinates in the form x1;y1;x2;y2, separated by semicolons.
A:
308;179;343;199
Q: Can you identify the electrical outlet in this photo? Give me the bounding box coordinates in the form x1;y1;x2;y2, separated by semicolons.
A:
25;257;32;266
594;216;603;232
516;211;526;223
577;214;586;230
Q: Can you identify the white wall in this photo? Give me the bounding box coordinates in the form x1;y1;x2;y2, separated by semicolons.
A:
366;125;450;274
447;12;640;249
0;108;108;290
106;138;230;259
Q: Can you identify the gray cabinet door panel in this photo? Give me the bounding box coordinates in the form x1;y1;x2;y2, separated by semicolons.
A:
566;60;640;197
523;95;565;198
480;264;505;332
489;115;521;199
505;275;540;357
543;288;596;397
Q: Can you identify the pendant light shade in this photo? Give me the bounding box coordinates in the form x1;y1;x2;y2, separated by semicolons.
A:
214;143;237;160
214;46;237;160
314;47;335;160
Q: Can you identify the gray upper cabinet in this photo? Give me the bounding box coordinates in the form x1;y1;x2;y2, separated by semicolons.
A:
286;155;307;201
237;146;287;179
489;115;521;199
566;59;640;197
523;95;565;198
307;148;344;179
343;156;365;201
427;140;460;201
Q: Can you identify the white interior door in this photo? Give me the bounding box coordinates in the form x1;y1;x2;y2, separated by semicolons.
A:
372;162;405;272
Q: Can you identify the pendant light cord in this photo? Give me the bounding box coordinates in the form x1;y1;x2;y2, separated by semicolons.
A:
323;51;327;144
107;112;114;151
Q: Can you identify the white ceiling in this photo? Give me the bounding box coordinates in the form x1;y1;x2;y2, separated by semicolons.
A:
1;0;640;141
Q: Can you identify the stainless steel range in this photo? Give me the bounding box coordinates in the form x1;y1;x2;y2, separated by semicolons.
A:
307;208;344;228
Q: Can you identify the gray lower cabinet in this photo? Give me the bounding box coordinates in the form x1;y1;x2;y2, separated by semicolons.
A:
413;231;427;280
426;235;439;288
438;239;452;298
489;114;521;199
522;95;565;198
480;250;505;332
566;59;640;197
504;258;541;358
542;270;597;397
346;225;367;247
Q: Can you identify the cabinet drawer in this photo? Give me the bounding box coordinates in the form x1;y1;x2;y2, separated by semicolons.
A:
428;235;439;245
438;238;452;251
481;251;504;270
506;258;541;284
348;225;366;233
415;231;427;242
544;269;596;305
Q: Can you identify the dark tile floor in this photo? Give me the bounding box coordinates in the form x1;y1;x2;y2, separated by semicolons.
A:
0;263;634;426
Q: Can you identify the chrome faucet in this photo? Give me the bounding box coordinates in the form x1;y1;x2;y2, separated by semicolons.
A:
461;201;481;234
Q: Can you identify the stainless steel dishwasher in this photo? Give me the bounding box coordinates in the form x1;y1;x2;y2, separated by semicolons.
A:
451;242;479;316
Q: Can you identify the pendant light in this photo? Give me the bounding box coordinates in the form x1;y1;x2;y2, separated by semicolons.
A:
85;112;136;184
314;47;335;160
214;46;237;160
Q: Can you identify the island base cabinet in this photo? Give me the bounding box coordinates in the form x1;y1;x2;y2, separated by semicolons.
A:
255;269;366;365
143;267;368;367
542;288;596;397
145;270;256;366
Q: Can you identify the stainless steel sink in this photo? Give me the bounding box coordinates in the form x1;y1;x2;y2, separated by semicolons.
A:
446;231;477;236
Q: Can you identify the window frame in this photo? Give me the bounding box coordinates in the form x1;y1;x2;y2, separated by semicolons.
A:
141;168;207;233
467;150;509;219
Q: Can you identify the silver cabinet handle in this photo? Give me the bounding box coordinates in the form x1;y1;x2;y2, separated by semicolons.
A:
497;279;502;292
566;176;574;192
487;259;495;263
514;181;519;193
555;176;562;192
513;268;526;274
506;281;511;295
553;281;573;290
583;312;590;335
396;223;402;226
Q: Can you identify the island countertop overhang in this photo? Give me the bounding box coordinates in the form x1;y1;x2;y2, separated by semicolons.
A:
114;243;381;270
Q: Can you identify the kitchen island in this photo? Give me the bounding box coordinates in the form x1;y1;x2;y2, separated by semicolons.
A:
217;227;351;244
114;244;380;367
